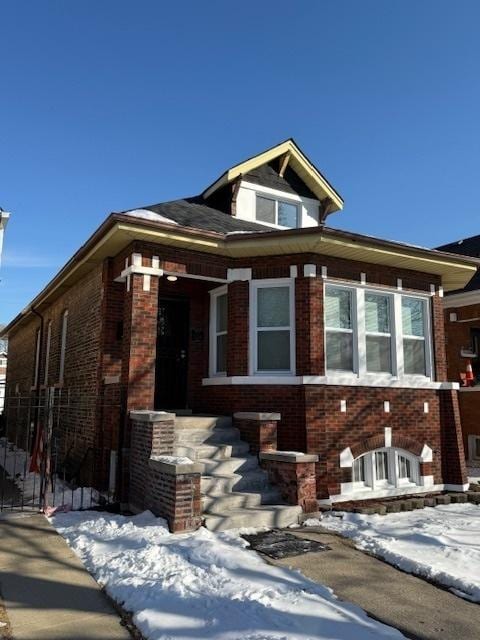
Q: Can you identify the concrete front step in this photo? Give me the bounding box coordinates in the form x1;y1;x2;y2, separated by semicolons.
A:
201;468;271;495
174;415;232;429
174;442;250;461
198;455;259;476
174;427;241;446
202;488;283;513
203;505;302;532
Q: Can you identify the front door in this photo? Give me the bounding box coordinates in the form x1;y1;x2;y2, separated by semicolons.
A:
155;297;189;409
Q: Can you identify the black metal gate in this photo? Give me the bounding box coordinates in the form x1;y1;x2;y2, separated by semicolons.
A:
0;388;121;513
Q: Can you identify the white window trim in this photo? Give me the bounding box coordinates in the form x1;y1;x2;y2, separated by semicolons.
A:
59;310;68;383
44;321;52;386
249;278;296;376
324;281;435;382
209;285;228;378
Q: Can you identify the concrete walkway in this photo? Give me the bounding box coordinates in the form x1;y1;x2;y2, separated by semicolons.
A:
0;513;132;640
270;526;480;640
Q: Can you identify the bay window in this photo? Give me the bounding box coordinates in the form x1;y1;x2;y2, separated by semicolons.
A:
325;284;432;380
209;286;228;376
251;280;295;374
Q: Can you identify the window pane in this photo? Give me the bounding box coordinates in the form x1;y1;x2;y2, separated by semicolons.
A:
258;330;290;370
325;288;352;329
278;201;298;227
353;457;365;482
365;294;390;333
475;438;480;458
256;196;275;224
216;294;227;333
375;451;388;481
403;338;426;375
216;334;227;373
398;455;412;480
366;335;392;373
258;287;290;327
326;331;353;371
402;298;425;337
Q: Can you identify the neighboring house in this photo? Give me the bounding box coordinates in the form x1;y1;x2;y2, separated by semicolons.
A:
436;234;480;464
1;139;478;524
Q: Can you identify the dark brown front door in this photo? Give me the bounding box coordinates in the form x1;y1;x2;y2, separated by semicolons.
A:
155;297;189;409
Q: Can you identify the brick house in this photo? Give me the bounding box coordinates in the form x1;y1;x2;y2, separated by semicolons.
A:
2;140;478;529
436;234;480;466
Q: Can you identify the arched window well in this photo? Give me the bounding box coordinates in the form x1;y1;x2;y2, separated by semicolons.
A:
351;448;420;491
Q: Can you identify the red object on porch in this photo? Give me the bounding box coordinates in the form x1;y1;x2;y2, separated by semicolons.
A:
465;359;474;386
29;424;45;473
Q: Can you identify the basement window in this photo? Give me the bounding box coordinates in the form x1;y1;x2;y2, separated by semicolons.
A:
350;448;420;491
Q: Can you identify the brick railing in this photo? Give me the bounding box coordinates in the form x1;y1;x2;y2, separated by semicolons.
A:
260;451;319;513
129;410;202;532
233;412;280;454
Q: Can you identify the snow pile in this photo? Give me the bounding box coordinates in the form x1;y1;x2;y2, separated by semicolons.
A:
322;503;480;602
0;438;99;511
125;209;179;225
52;510;403;640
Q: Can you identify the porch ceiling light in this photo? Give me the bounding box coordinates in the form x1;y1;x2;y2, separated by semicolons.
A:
166;275;178;282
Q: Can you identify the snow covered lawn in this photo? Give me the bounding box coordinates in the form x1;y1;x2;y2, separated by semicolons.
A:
322;503;480;602
51;510;403;640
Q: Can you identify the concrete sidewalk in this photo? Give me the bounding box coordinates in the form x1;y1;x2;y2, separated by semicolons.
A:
272;526;480;640
0;513;132;640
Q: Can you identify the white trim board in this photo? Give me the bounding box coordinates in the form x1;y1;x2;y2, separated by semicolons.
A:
202;375;459;390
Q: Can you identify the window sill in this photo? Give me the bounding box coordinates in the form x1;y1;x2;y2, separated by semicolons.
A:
202;375;459;390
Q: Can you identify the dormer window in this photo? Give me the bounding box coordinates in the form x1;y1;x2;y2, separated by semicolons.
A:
256;195;298;228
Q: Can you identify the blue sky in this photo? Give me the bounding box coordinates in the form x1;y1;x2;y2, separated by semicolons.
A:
1;1;479;323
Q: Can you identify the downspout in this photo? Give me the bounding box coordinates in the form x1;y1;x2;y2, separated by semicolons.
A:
30;306;44;456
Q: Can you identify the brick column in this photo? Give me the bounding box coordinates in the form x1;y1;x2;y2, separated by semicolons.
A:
129;410;202;532
432;294;448;382
233;412;279;454
295;273;324;376
122;273;159;411
227;280;249;375
260;451;319;512
439;389;468;488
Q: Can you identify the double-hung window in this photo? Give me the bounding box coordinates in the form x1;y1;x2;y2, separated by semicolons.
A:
365;293;393;373
209;286;228;376
325;284;432;380
256;195;298;228
325;287;354;371
251;280;294;374
402;297;427;375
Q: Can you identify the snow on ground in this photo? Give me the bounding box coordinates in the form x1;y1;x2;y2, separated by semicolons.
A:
0;438;99;511
322;503;480;603
52;510;404;640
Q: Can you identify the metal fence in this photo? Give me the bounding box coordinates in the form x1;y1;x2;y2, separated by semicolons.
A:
0;387;124;513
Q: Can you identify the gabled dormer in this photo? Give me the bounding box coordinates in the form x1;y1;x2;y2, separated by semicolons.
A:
202;139;343;229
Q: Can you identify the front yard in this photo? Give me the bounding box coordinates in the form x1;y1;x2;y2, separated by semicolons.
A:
322;503;480;602
51;510;403;640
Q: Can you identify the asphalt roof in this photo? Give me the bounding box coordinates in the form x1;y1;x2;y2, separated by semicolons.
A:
436;235;480;293
124;197;271;234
